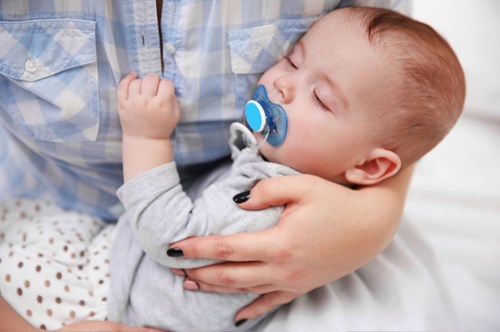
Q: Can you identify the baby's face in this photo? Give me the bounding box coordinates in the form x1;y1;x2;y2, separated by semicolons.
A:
257;9;391;183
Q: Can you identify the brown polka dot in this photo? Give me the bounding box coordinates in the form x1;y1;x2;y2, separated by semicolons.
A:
22;232;27;241
79;300;85;306
93;266;100;271
5;274;11;282
26;309;32;317
37;295;43;303
102;297;107;302
80;251;85;257
24;280;30;288
88;290;94;297
77;265;83;270
36;265;42;272
17;262;23;268
56;272;62;279
64;285;70;292
55;297;62;304
40;324;47;330
47;308;53;316
16;288;22;296
70;253;76;259
48;238;54;244
69;310;76;318
98;279;104;285
89;311;95;317
63;245;68;252
37;253;44;258
44;280;51;287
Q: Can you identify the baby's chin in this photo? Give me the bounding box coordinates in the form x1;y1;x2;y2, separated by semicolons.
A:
258;143;273;162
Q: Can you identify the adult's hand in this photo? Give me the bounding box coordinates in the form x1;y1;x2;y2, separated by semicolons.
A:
56;320;166;332
170;166;414;323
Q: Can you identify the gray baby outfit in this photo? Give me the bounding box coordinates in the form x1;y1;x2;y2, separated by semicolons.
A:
108;147;299;331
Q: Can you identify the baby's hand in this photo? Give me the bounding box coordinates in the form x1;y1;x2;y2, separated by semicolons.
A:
117;73;180;140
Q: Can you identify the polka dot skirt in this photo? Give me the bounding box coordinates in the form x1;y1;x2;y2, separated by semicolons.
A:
0;199;115;330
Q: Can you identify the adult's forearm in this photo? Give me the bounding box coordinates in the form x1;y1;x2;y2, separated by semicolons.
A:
355;163;415;252
0;296;37;332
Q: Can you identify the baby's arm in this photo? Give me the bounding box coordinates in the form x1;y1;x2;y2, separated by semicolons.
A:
117;73;180;182
116;151;296;270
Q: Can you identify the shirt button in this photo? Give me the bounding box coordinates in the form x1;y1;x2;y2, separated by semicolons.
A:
25;57;37;73
164;42;176;55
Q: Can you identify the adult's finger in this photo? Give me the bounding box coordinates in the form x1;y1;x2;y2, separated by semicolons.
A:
141;73;161;97
183;261;277;289
236;175;320;211
117;72;137;101
170;228;281;262
234;291;299;322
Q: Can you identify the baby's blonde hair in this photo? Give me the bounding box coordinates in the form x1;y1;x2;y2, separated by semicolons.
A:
353;7;466;167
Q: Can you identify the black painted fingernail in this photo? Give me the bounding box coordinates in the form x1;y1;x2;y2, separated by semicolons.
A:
166;248;184;257
235;319;247;327
233;190;251;204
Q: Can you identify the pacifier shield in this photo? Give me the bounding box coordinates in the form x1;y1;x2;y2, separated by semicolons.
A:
245;85;288;147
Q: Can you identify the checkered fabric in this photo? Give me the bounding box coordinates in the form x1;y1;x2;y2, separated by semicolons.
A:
0;0;403;220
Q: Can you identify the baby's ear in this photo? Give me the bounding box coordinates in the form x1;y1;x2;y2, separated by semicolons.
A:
344;148;401;186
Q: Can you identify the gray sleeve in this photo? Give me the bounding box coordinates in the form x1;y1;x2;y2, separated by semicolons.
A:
116;155;295;269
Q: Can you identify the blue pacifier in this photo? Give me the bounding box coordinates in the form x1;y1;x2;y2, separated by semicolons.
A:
229;85;288;158
244;84;288;147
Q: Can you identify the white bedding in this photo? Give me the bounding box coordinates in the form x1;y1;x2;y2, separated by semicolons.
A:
1;1;498;330
404;0;500;329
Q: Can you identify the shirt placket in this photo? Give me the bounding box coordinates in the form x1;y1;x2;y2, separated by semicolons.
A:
130;0;162;76
160;0;180;85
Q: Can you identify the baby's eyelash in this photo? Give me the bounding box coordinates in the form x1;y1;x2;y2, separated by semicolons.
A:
313;91;329;111
285;56;298;69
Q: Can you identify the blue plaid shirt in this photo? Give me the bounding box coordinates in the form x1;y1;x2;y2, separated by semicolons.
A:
0;0;404;220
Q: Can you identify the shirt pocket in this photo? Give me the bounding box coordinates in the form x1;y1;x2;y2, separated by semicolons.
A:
0;19;99;142
228;18;315;110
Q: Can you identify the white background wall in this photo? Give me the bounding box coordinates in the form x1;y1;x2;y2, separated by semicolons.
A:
412;0;500;117
404;1;500;329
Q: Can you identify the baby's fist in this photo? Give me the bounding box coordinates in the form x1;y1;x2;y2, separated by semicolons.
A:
117;73;180;140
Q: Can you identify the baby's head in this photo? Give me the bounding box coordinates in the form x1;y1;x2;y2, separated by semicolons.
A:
256;6;465;186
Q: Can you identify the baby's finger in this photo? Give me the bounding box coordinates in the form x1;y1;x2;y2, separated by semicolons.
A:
141;73;161;97
156;79;176;101
129;78;142;97
117;72;137;101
